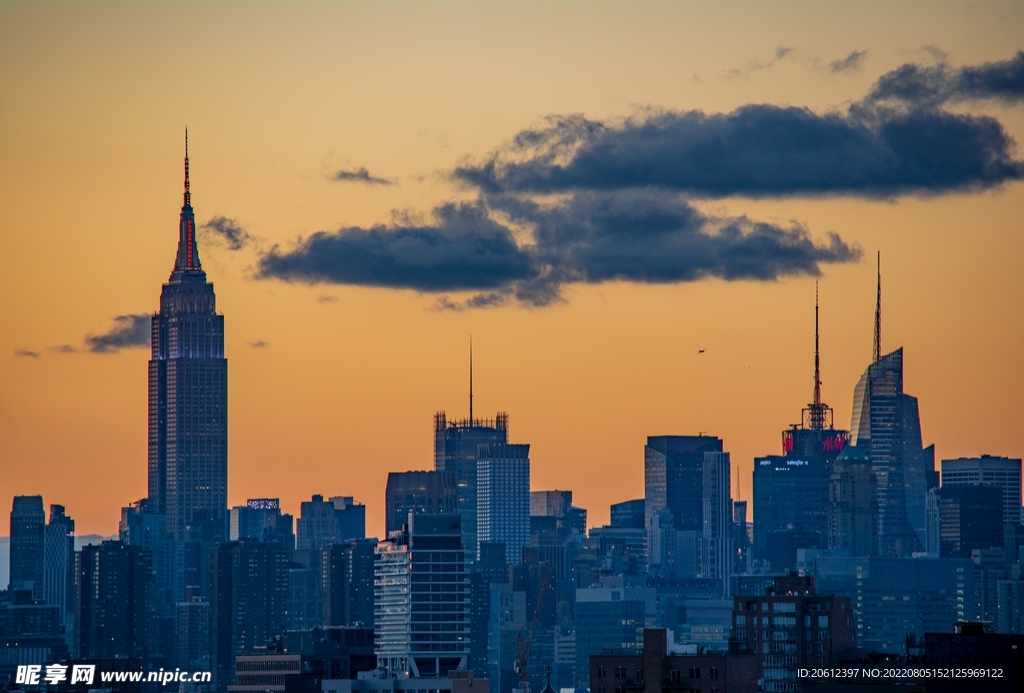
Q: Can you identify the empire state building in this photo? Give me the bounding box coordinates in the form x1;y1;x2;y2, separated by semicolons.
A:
148;134;228;539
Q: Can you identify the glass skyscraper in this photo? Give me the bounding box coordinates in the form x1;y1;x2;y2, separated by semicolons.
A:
148;135;228;540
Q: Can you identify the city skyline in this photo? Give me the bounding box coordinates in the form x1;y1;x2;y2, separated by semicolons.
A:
2;2;1023;539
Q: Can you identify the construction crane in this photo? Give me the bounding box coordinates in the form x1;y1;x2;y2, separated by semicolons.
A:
514;570;551;693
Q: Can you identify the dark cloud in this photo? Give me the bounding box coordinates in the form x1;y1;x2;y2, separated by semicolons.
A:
330;167;394;185
14;349;40;358
867;51;1024;106
316;295;338;303
49;345;78;354
201;216;254;251
256;201;537;292
454;103;1022;198
261;191;859;309
829;50;867;74
248;340;270;348
85;314;151;353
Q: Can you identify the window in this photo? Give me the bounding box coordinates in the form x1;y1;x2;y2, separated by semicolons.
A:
635;670;643;683
670;670;681;684
735;615;746;625
709;667;719;680
597;667;606;679
688;667;701;679
615;666;626;678
818;615;829;628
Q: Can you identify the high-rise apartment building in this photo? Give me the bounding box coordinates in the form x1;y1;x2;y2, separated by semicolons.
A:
477;443;530;563
322;538;377;628
375;513;469;677
435;411;510;558
828;445;877;557
937;485;1004;559
384;470;458;536
297;495;366;550
229;498;295;548
9;496;45;598
148;134;228;540
76;541;152;660
42;504;75;626
940;455;1022;528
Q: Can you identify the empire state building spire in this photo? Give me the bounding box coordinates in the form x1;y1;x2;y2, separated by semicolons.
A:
173;129;203;277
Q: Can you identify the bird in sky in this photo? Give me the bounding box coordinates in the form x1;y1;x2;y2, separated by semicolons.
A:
698;349;705;354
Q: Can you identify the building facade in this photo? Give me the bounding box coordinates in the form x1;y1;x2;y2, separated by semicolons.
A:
76;541;152;661
477;443;530;564
148;136;228;540
940;455;1022;528
9;496;46;598
385;471;458;536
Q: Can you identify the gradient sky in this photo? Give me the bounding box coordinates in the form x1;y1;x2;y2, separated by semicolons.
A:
2;1;1022;540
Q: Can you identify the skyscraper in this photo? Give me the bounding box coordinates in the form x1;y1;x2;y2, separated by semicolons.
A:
644;435;724;535
477;443;531;563
940;455;1022;528
42;504;75;626
700;451;732;597
148;133;228;540
384;470;458;536
76;541;152;660
297;495;366;550
9;496;45;598
849;259;934;556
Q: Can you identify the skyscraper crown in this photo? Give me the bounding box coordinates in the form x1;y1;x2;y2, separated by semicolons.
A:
172;129;203;280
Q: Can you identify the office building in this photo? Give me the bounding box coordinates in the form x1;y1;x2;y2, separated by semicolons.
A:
827;444;877;557
76;541;152;660
297;495;366;551
592;628;758;693
435;410;510;559
9;496;45;598
322;539;377;628
729;576;855;693
148;135;228;540
701;451;732;597
384;470;457;536
645;436;724;537
230;627;375;693
574;587;647;680
814;556;975;652
42;504;75;626
375;513;468;677
230;498;295;549
209;540;290;690
941;455;1022;527
938;485;1003;558
477;444;530;563
610;499;646;530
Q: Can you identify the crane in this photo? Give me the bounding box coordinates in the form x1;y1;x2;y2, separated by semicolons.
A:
514;570;551;693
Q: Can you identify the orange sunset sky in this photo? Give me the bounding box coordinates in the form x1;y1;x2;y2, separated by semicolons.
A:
2;1;1022;540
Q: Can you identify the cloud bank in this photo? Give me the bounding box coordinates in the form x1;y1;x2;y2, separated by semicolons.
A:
85;314;151;353
867;51;1024;107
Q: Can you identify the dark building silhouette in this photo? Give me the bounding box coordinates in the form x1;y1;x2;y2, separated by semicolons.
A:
730;576;855;692
42;504;75;626
941;455;1022;528
208;539;290;690
592;628;758;693
938;485;1004;558
384;470;457;536
610;499;646;529
828;444;877;556
148;134;228;541
754;288;850;570
645;435;724;534
435;411;510;558
297;496;366;551
530;490;587;538
0;589;69;688
76;541;152;660
230;498;295;549
321;539;377;628
232;627;376;691
9;496;45;598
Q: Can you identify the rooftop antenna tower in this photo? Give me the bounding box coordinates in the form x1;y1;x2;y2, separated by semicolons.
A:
469;337;474;426
802;281;833;430
184;128;191;206
873;252;881;362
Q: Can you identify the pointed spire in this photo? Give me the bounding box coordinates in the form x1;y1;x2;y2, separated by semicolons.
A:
469;337;474;426
872;252;881;362
803;281;832;430
184;128;191;207
172;129;203;277
813;281;822;408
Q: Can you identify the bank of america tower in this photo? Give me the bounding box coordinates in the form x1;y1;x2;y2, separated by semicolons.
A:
148;133;228;540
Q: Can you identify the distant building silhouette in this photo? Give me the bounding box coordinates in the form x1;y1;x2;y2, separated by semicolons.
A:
148;133;227;541
435;411;510;558
828;444;877;556
384;470;457;536
700;451;732;597
297;495;366;550
937;485;1004;558
610;499;645;529
230;498;295;549
42;504;75;627
941;455;1022;527
76;541;152;660
9;496;45;598
477;443;530;563
322;539;377;628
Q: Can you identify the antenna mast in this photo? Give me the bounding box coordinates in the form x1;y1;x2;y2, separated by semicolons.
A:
469;337;474;426
873;252;881;362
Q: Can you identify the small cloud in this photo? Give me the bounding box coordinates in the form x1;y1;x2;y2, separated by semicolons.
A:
248;340;270;348
316;295;338;304
775;46;794;60
14;349;40;358
49;345;78;354
724;46;795;79
201;216;254;251
829;50;867;74
85;314;151;353
330;167;394;185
